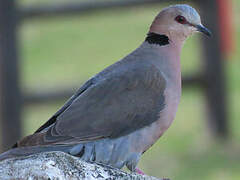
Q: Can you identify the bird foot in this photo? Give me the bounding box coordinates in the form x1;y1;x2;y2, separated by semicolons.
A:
135;167;145;175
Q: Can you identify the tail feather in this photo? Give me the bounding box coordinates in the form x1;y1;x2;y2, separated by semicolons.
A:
0;145;72;161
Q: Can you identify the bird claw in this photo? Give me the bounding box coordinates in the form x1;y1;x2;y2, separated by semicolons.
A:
135;167;145;175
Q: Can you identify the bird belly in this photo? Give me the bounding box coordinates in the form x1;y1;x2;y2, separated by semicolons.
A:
139;83;181;152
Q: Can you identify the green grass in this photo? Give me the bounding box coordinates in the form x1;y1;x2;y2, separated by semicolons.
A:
19;1;240;179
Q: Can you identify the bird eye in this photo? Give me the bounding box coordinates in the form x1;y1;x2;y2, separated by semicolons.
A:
175;15;187;24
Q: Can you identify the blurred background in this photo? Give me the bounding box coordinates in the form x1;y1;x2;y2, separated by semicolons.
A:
0;0;239;179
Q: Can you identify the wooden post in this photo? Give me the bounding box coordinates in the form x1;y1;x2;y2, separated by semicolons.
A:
198;0;228;138
0;0;22;151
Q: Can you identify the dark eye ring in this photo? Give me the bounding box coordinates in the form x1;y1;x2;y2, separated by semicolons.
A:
175;15;187;24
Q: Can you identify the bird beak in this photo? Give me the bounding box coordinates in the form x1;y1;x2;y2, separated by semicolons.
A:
195;24;212;37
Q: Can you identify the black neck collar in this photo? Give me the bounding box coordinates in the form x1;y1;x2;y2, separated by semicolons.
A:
145;33;169;46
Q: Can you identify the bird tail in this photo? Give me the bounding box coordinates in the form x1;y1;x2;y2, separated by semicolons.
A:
0;145;72;161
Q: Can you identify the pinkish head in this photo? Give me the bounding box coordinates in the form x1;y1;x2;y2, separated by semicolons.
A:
150;4;211;43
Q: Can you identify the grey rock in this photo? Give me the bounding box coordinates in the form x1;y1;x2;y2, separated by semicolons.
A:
0;151;163;180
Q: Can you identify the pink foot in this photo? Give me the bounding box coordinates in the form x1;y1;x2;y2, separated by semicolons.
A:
136;167;145;175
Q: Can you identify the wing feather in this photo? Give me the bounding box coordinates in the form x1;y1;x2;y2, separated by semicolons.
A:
44;64;166;143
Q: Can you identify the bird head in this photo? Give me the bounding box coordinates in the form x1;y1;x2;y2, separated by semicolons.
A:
149;4;211;43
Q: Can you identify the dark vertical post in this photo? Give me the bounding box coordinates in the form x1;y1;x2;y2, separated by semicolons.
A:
0;0;22;151
198;0;228;138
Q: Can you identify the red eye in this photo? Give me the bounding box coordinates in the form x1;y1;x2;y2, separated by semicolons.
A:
175;15;187;24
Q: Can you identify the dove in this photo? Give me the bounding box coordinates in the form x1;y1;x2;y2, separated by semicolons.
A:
0;4;211;173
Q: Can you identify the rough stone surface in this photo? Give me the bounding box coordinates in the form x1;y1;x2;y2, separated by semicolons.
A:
0;151;163;180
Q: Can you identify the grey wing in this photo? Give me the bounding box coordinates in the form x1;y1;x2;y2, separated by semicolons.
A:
45;65;166;144
34;79;95;133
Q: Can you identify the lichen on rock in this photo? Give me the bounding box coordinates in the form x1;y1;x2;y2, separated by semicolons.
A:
0;151;163;180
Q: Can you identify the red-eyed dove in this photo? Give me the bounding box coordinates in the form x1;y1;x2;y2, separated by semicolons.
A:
0;4;211;173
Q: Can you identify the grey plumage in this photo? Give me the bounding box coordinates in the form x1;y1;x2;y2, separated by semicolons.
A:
0;4;211;172
51;60;165;141
15;48;167;170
